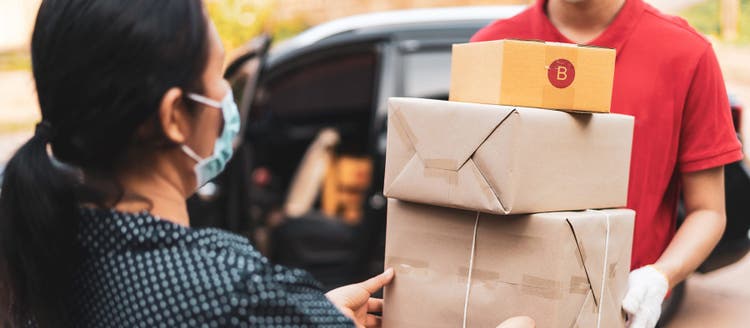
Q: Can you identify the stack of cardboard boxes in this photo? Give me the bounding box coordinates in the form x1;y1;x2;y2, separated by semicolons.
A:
381;40;636;327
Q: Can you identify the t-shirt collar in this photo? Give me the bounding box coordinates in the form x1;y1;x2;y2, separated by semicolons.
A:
531;0;646;54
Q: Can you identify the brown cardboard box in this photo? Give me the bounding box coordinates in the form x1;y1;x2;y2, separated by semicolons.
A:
383;199;634;328
449;40;615;113
322;156;373;224
384;97;634;215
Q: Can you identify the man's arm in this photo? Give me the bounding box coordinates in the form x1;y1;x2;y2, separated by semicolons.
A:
653;166;727;288
623;166;727;328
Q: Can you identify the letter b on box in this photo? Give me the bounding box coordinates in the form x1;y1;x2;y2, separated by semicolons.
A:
548;58;575;89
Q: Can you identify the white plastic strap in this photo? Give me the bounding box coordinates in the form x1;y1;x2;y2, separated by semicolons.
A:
180;144;204;163
586;209;612;328
187;93;222;108
462;212;481;328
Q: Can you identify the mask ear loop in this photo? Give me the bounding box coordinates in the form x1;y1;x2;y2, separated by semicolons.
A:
182;92;227;160
187;93;222;108
181;145;204;163
187;92;231;132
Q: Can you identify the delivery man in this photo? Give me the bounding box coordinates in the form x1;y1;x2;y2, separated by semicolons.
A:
471;0;742;327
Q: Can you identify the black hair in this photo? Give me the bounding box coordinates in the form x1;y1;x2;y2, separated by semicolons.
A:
0;0;210;326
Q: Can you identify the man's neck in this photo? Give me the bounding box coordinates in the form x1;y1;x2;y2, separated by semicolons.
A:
546;0;626;44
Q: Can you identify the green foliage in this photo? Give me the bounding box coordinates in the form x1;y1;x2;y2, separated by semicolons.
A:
206;0;308;52
0;50;31;72
0;121;35;134
680;0;750;43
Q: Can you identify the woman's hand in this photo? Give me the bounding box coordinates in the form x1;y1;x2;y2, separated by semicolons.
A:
326;268;395;328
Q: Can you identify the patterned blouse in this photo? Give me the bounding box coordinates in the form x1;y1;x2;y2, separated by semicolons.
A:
68;207;353;327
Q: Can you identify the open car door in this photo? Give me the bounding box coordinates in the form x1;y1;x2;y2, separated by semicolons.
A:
187;34;272;236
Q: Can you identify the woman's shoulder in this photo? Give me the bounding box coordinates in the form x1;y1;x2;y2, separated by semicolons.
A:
75;207;310;283
72;208;348;327
78;207;262;261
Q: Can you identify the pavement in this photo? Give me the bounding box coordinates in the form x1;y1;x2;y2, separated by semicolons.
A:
666;252;750;328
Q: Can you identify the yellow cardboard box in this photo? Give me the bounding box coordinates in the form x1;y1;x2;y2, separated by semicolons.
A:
449;39;615;113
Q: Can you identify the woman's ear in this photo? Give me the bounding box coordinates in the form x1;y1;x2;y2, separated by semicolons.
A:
158;87;191;144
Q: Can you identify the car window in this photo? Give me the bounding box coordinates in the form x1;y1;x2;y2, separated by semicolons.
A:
402;50;451;99
248;46;379;188
252;48;377;123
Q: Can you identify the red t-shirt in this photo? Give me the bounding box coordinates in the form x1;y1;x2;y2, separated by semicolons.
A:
472;0;743;270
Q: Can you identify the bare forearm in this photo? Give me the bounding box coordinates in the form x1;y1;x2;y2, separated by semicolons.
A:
653;208;725;289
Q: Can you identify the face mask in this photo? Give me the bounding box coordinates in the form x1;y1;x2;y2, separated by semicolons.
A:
181;89;241;190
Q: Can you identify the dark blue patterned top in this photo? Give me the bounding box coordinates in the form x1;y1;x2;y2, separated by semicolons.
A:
69;207;353;327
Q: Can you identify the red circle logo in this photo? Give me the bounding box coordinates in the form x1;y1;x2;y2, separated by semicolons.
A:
548;59;575;89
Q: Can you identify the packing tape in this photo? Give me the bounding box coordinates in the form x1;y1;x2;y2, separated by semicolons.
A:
460;212;568;328
424;167;459;185
458;266;574;300
521;275;564;300
391;106;420;147
543;45;578;109
457;266;500;282
424;158;459;170
385;256;431;278
386;256;429;268
569;276;591;295
392;106;463;186
459;212;595;328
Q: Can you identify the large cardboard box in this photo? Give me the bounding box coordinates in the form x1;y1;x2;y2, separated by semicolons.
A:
384;98;634;215
383;199;634;328
450;40;615;113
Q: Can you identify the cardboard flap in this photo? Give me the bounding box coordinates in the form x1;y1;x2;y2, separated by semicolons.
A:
566;212;609;307
389;98;514;171
385;156;507;214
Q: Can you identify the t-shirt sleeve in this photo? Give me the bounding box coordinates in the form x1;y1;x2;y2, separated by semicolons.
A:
678;44;743;173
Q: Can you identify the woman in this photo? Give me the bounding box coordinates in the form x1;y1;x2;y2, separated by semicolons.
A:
0;1;391;327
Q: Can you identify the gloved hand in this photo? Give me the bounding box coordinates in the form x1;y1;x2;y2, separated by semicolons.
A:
622;265;670;328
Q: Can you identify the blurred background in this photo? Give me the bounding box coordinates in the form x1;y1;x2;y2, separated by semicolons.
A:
2;0;749;158
1;0;749;327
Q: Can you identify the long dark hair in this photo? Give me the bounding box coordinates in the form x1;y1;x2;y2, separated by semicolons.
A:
0;0;210;326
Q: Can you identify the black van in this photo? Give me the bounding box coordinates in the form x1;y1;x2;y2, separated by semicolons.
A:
186;6;750;324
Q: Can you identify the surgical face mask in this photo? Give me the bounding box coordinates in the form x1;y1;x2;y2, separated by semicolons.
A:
181;89;240;190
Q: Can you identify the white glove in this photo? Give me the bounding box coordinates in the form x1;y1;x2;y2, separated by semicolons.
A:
622;265;670;328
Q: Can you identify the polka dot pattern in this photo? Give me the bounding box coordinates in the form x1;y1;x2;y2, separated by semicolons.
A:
66;207;353;327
